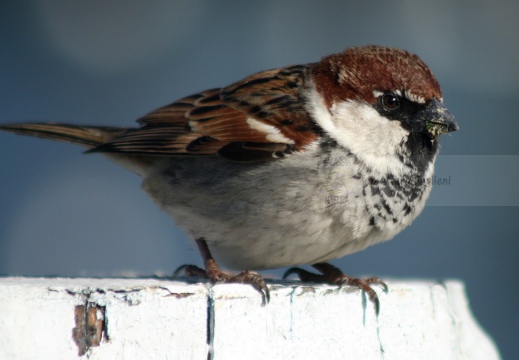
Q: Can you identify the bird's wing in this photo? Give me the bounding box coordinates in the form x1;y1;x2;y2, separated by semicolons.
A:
91;65;320;161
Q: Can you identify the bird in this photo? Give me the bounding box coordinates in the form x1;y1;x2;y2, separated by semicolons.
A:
0;45;458;314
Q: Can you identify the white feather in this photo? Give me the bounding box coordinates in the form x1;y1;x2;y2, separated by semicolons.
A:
246;118;295;144
306;85;410;176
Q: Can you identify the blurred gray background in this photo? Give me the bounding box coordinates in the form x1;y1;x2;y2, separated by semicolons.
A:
1;1;517;357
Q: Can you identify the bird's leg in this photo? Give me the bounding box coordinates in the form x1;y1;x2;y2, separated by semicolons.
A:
283;262;387;315
173;238;270;303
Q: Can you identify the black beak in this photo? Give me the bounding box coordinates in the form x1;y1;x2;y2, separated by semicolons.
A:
419;99;458;137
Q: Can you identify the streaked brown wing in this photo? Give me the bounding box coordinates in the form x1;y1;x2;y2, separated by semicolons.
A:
91;65;320;161
221;64;320;147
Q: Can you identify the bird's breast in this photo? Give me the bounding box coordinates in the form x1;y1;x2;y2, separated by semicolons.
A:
141;146;433;269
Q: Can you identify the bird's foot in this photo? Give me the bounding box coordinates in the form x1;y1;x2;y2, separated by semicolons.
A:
283;262;387;315
172;239;270;304
173;264;270;304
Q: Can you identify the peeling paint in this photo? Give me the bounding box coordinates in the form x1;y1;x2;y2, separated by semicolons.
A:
72;303;106;356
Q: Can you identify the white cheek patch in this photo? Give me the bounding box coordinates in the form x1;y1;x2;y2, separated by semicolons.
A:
246;118;295;144
330;100;409;157
306;86;410;175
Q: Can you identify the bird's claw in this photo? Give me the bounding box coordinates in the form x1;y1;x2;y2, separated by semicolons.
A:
173;264;270;304
283;263;387;316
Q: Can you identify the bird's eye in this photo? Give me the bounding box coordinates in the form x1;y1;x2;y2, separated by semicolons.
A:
380;93;400;111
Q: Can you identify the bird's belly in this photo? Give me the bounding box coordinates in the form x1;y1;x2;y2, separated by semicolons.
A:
141;152;430;270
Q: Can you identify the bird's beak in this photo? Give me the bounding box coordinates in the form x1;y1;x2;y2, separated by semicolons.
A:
420;99;458;138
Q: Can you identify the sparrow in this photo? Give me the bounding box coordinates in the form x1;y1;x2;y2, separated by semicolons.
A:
0;45;458;314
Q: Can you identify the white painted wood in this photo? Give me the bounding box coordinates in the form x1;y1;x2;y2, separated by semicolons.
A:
0;278;209;360
0;277;500;360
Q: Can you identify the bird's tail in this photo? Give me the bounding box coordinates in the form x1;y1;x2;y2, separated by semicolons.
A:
0;123;127;149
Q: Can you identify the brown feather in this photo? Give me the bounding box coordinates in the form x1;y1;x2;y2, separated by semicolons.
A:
0;123;126;148
91;66;320;161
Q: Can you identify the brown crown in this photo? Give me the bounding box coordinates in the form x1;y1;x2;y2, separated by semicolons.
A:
312;45;442;108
